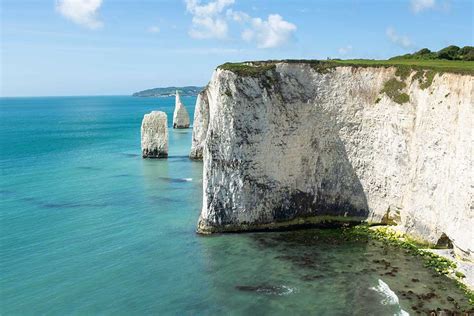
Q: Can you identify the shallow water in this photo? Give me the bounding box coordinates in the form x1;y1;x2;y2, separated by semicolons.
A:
0;96;471;315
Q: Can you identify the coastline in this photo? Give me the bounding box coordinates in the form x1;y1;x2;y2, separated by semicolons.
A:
362;226;474;300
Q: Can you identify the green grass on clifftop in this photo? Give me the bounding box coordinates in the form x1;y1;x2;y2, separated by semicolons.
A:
331;59;474;75
219;59;474;76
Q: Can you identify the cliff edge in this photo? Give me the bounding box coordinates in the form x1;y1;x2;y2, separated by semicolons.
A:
193;61;473;261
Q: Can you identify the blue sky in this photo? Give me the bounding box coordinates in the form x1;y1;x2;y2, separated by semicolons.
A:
1;0;472;97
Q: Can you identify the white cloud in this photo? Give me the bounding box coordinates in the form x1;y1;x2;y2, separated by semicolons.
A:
185;0;234;39
56;0;103;29
185;1;296;48
411;0;436;12
386;27;412;49
241;14;296;49
226;9;250;23
338;45;353;55
148;26;161;33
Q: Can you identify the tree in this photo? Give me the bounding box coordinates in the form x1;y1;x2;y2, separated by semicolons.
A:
415;48;431;55
437;45;461;60
459;46;474;61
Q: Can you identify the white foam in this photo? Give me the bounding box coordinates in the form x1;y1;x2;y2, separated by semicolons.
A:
370;279;409;316
280;285;295;296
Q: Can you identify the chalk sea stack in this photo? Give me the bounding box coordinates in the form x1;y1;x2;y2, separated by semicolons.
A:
189;89;209;159
194;61;473;261
173;90;190;128
141;111;168;158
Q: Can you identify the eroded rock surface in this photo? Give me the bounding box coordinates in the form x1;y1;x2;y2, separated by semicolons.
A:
141;111;168;158
173;91;190;128
190;88;209;159
196;62;473;261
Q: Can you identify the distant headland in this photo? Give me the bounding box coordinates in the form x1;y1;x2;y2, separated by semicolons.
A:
132;86;204;97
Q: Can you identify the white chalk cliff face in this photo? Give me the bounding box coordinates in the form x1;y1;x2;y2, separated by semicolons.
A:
190;89;209;159
141;111;168;158
194;62;473;261
173;91;191;128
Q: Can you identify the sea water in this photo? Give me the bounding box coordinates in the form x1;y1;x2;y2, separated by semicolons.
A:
0;96;471;315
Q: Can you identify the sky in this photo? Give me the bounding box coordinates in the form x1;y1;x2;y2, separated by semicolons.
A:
0;0;473;97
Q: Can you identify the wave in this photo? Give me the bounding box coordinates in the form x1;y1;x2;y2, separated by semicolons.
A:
370;279;409;316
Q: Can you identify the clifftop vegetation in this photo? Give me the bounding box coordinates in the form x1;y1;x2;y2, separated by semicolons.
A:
390;45;474;61
218;46;474;77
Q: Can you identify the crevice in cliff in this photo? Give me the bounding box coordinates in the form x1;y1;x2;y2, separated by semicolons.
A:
435;233;453;249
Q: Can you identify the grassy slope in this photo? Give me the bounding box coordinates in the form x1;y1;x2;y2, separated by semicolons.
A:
219;59;474;76
332;59;474;74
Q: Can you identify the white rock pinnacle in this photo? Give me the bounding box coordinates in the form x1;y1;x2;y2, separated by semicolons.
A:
173;90;190;129
141;111;168;158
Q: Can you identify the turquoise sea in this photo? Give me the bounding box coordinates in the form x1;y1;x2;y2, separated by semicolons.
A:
0;96;471;315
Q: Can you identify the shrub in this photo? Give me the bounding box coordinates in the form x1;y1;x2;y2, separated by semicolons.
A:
459;46;474;61
381;78;410;104
437;45;461;60
416;48;432;55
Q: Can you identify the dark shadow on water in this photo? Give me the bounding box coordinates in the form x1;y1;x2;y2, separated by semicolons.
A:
110;174;133;178
77;166;102;171
19;196;107;209
0;189;15;196
122;153;140;158
148;196;180;204
158;177;192;183
168;155;190;159
41;202;107;209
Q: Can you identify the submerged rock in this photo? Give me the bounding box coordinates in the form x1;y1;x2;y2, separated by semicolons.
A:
173;90;190;129
235;284;294;296
141;111;168;158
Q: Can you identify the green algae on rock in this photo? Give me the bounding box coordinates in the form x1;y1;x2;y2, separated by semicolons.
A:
344;225;474;305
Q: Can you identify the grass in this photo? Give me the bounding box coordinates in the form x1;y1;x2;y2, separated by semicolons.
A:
380;78;410;104
219;62;276;77
331;59;474;75
419;71;436;89
218;59;474;77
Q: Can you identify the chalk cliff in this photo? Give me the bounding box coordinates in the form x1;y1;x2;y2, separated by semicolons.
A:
190;88;210;159
141;111;168;158
173;91;191;128
193;61;473;261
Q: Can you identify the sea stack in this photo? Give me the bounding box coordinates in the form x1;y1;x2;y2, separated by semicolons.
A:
141;111;168;158
173;90;190;128
189;88;209;159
